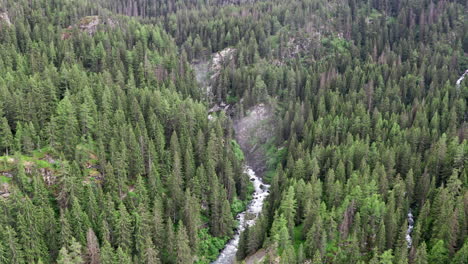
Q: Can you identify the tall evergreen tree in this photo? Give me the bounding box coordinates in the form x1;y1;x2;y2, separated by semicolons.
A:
175;221;192;264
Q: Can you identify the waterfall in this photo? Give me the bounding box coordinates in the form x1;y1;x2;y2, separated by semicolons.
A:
212;167;270;264
456;69;468;91
406;210;414;248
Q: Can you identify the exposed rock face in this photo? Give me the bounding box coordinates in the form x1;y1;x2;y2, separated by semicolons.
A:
192;47;236;105
456;69;468;91
234;103;275;176
0;183;10;198
78;16;101;35
62;16;117;40
210;48;236;80
192;61;211;97
0;12;12;27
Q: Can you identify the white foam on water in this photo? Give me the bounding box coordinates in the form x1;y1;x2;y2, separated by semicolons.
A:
212;166;270;264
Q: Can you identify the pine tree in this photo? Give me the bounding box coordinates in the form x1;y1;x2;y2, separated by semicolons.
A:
168;149;184;221
3;226;24;264
114;247;132;264
70;198;91;245
57;161;80;208
280;245;296;264
184;139;195;182
57;238;83;264
414;242;428;264
306;214;325;258
151;196;165;251
127;126;145;177
100;241;115;264
0;117;13;155
237;227;249;260
297;244;305;264
247;221;264;255
428;240;448;264
133;174;149;209
59;209;73;249
57;247;73;264
380;250;394;264
16;197;47;263
115;203;132;252
394;222;409;264
182;189;200;251
311;250;322;264
175;221;192;264
51;96;79;158
279;186;297;236
270;213;288;244
163;218;175;263
451;241;467;264
142;236;160;264
278;226;292;252
219;198;234;237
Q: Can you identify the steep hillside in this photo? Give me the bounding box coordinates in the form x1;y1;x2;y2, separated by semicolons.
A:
0;0;466;264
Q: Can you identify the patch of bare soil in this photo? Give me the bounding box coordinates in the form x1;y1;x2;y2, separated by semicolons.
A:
61;16;117;40
192;47;236;104
0;12;12;27
233;103;275;176
244;249;266;264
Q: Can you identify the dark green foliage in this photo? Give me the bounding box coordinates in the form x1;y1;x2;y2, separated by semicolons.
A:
0;0;466;263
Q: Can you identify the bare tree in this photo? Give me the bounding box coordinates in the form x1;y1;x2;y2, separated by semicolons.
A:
86;228;101;264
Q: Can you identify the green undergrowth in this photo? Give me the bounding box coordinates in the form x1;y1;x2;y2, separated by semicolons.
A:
0;147;57;171
231;140;245;161
0;143;100;184
264;137;287;183
231;177;255;216
321;36;350;53
227;94;239;104
293;224;305;251
231;196;247;215
197;228;229;263
0;175;11;183
247;180;255;196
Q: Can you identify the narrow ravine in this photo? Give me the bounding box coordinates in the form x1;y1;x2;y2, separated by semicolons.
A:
406;210;414;248
213;167;270;264
456;69;468;91
212;104;273;263
193;49;273;264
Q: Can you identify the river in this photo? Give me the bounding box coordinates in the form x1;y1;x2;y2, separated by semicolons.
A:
406;210;414;248
456;69;468;90
193;49;271;263
212;167;270;264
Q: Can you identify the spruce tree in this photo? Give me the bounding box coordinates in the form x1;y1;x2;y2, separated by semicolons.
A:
175;221;192;264
0;117;13;155
51;96;79;158
414;242;428;264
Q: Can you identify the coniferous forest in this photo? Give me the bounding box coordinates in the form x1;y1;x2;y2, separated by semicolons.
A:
0;0;466;263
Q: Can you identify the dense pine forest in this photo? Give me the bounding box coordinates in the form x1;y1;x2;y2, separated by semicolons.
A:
0;0;466;263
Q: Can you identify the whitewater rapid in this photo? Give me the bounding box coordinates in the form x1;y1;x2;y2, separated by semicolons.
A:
212;166;270;264
406;210;414;248
456;69;468;91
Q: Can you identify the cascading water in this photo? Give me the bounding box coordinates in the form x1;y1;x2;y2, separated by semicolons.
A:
404;70;466;250
193;49;271;264
212;167;270;264
456;69;468;91
406;210;414;248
